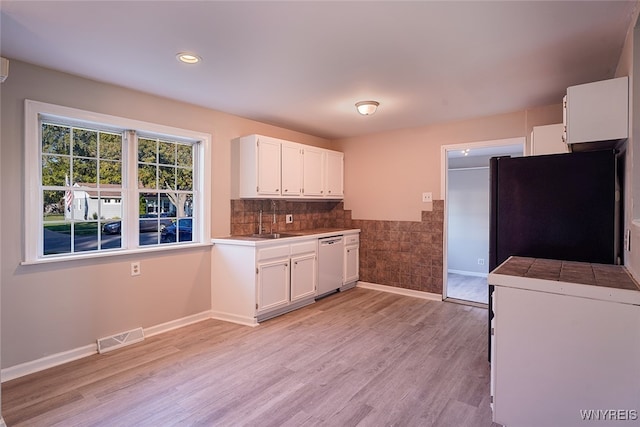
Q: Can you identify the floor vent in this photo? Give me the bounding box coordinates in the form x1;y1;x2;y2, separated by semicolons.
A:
97;327;144;354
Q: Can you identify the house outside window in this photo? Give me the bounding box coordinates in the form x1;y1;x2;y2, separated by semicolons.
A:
24;100;211;263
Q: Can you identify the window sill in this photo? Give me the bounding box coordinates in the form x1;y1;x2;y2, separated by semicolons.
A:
21;241;213;266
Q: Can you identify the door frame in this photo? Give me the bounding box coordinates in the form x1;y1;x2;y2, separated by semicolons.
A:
440;137;525;303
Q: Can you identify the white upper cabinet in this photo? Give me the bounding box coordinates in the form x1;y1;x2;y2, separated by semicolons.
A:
302;146;325;197
564;76;628;146
281;143;303;196
325;150;344;197
530;124;568;156
239;134;281;198
236;134;343;199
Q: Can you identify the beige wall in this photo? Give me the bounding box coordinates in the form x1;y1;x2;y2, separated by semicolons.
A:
333;104;562;222
0;60;330;368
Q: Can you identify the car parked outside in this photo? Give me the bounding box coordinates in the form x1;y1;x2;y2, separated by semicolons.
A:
102;214;173;234
160;218;193;243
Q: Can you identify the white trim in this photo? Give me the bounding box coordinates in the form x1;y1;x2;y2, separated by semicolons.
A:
210;311;259;327
356;281;442;301
24;99;212;264
448;269;488;278
440;137;526;301
1;310;211;382
2;344;97;383
20;242;212;265
144;310;213;338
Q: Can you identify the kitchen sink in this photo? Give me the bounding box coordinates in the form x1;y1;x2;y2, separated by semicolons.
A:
251;233;298;239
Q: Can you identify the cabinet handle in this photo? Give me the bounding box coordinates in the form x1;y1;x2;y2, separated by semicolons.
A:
328;190;331;194
284;189;288;192
294;261;298;265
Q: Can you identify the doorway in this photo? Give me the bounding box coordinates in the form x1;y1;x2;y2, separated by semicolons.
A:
441;138;524;305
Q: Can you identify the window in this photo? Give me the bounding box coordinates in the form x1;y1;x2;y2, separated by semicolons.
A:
25;100;211;263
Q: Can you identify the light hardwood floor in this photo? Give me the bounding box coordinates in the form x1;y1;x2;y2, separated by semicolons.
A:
446;273;488;305
2;288;498;427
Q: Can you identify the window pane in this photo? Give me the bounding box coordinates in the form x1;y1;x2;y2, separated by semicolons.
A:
181;194;194;218
42;123;70;155
100;160;122;185
177;144;192;167
74;221;99;252
158;141;175;165
100;132;122;160
43;222;71;255
42;155;70;186
138;138;156;163
73;158;97;185
177;218;193;242
73;129;97;158
138;164;157;189
177;168;193;191
159;166;175;190
43;190;66;221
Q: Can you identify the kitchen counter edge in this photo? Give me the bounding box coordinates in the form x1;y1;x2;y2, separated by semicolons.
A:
212;228;361;247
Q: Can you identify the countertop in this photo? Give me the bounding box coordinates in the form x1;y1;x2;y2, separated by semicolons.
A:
489;256;640;305
212;228;360;246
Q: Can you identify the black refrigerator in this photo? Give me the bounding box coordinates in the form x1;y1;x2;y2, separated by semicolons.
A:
487;148;622;360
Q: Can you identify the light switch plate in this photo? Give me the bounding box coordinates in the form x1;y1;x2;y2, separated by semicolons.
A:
286;214;293;224
422;192;433;203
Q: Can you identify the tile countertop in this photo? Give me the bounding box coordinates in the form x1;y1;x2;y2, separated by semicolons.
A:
211;228;360;246
489;256;640;305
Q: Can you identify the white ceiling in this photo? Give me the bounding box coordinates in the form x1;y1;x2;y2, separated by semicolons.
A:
1;1;637;140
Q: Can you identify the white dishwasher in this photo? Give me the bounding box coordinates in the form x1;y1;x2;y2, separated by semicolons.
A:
317;236;344;297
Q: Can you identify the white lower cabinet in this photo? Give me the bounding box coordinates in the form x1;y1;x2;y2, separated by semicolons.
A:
291;252;317;301
343;233;359;288
212;238;317;325
257;257;290;314
490;277;640;427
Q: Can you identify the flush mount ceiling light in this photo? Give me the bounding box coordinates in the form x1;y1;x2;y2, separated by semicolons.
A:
176;52;201;64
355;100;379;116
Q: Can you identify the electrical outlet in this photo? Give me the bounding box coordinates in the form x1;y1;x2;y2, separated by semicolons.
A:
131;261;141;276
478;258;485;266
422;192;433;203
286;214;293;224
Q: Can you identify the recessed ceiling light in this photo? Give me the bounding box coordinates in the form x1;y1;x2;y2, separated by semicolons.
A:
176;52;201;64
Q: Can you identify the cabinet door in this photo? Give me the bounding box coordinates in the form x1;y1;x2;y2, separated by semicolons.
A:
281;143;302;197
531;124;567;156
325;151;344;197
302;147;324;196
291;252;316;301
257;258;289;313
257;137;281;196
344;244;359;284
565;76;628;144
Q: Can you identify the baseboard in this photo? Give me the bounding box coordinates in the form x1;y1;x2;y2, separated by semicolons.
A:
448;269;488;278
1;310;212;383
1;343;97;383
210;310;258;327
356;281;442;301
144;310;212;338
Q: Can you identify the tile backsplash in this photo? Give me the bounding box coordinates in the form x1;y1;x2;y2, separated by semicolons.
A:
230;199;444;295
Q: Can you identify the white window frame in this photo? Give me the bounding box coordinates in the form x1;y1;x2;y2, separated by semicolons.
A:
24;100;211;264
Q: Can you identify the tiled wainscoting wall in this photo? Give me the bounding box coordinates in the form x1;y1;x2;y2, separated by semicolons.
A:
230;200;444;295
